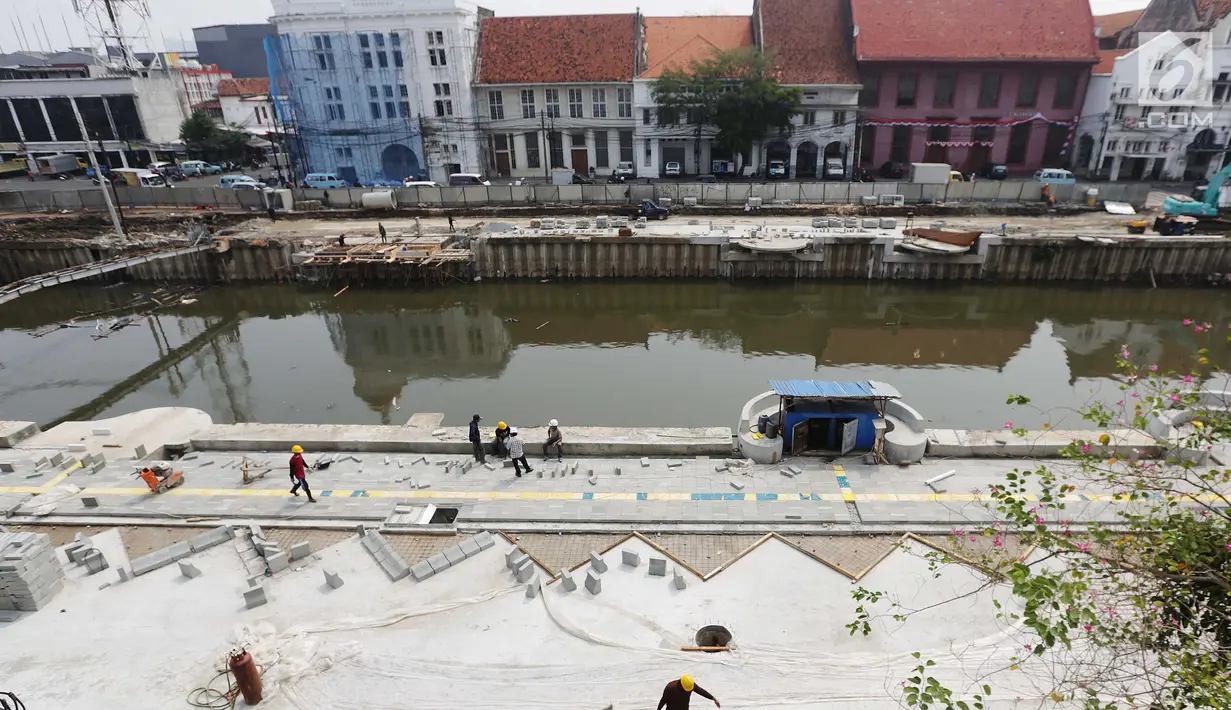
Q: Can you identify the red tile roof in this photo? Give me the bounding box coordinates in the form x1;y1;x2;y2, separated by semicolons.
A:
217;78;270;97
641;16;753;78
1094;48;1130;74
1093;9;1142;38
476;15;637;84
1198;0;1231;24
758;0;859;84
850;0;1099;63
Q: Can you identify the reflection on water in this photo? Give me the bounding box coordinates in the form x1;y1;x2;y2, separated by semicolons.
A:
0;282;1224;429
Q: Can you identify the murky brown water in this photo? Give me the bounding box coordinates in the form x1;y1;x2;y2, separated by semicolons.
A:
0;282;1225;430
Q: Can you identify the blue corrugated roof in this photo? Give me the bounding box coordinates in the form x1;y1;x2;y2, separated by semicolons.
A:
769;380;901;399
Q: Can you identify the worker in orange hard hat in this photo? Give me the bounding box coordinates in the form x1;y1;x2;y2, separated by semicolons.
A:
657;675;719;710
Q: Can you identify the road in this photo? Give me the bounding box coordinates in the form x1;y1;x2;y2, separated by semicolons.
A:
0;172;275;193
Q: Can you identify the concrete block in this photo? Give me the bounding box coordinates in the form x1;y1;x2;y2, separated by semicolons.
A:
117;567;129;583
248;523;264;540
50;452;65;466
729;480;745;490
714;464;728;472
417;482;431;490
458;538;481;558
0;462;15;473
779;468;796;478
788;465;802;475
189;527;231;553
79;453;94;467
33;457;48;469
666;460;683;468
585;569;602;595
324;569;344;589
473;531;495;550
560;571;577;591
442;546;466;566
92;428;112;436
641;457;650;467
589;551;608;573
361;532;384;554
133;444;147;459
673;566;687;590
289;541;312;560
614;467;621;475
515;559;535;582
505;547;522;569
178;560;202;579
67;544;92;564
509;552;530;572
525;579;540;598
266;551;289;574
484;463;497;470
83;549;108;575
649;558;667;576
427;553;452;573
410;560;434;581
503;459;515;468
588;475;597;486
247;574;263;588
378;554;410;581
0;610;20;622
130;549;174;577
622;549;640;567
68;444;87;452
90;461;105;474
243;585;268;609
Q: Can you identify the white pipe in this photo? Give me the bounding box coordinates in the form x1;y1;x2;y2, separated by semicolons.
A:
924;469;956;487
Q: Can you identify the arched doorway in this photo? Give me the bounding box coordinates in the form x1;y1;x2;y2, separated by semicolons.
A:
381;143;421;183
1185;129;1218;180
765;139;791;175
823;140;845;179
1076;134;1095;174
796;141;819;178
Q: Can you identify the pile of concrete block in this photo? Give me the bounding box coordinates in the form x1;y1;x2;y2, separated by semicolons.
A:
65;533;108;575
130;525;233;577
411;531;495;582
361;530;410;581
0;531;65;615
250;525;289;574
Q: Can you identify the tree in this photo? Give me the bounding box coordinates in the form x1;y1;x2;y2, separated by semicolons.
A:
651;48;801;173
847;321;1231;709
179;111;249;165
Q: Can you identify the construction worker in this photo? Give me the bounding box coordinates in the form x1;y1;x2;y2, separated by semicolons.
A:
657;675;719;710
493;421;511;459
289;445;316;503
507;427;532;477
379;222;388;244
542;419;564;462
469;414;485;463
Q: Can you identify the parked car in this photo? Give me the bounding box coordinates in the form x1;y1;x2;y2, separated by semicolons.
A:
664;161;682;177
949;171;968;183
824;158;845;180
403;180;440;187
148;162;184;181
767;160;787;179
1033;168;1076;185
448;172;491;186
980;163;1008;180
112;168;166;188
614;161;636;179
878;161;907;179
219;174;264;189
304;172;349;189
179;160;222;176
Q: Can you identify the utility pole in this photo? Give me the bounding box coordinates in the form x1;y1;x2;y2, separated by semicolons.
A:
71;99;124;238
540;113;549;182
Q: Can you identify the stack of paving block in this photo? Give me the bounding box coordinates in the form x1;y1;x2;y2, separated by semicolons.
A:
130;525;234;577
0;531;65;614
249;525;289;574
361;530;410;581
64;532;108;575
411;532;495;582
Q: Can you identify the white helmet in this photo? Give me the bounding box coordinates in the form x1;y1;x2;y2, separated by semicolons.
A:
549;419;559;427
509;426;518;435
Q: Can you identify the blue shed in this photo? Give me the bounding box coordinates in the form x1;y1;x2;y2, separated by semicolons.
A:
768;380;901;456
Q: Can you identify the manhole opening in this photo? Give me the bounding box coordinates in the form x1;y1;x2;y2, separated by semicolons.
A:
429;507;459;524
695;625;732;650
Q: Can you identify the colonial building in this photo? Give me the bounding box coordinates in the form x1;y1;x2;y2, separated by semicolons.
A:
850;0;1098;176
218;78;279;135
474;14;640;179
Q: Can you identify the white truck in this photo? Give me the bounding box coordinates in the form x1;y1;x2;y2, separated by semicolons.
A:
909;162;952;185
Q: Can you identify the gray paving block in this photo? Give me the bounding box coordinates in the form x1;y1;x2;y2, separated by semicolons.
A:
509;552;530;572
411;560;435;581
0;610;20;622
585;569;602;595
779;468;796;478
81;496;99;508
649;558;667;576
442;546;466;566
640;457;650;467
248;523;264;540
714;464;728;472
324;569;344;589
189;527;232;553
90;461;105;474
427;552;452;573
378;554;410;581
622;549;640;567
84;550;108;575
474;532;495;550
505;547;522;569
589;551;608;573
67;544;92;564
117;567;129;583
289;541;312;560
50;452;65;466
266;551;289;574
131;549;173;577
458;538;481;558
525;579;540;598
133;444;147;459
0;462;14;473
673;566;687;590
514;559;535;582
361;532;384;554
178;560;202;579
243;585;267;609
729;480;745;490
560;571;577;591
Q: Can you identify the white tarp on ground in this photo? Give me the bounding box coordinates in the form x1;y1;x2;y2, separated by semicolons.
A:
1;532;1071;709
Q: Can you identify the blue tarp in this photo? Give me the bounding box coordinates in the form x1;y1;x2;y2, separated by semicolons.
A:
768;380;900;400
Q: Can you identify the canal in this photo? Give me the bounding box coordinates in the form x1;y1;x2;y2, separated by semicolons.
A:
0;282;1224;431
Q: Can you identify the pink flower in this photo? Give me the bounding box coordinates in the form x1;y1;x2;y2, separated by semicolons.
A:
1004;421;1014;429
1131;392;1139;398
1082;444;1091;453
993;536;1004;548
1185;375;1194;383
1083;624;1094;632
1116;400;1124;406
1183;319;1193;326
1077;542;1091;553
1035;516;1045;525
1195;326;1204;333
1171;394;1181;402
1149;364;1159;372
1225;543;1231;551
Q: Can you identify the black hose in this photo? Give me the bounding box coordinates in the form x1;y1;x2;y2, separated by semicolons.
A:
0;692;27;710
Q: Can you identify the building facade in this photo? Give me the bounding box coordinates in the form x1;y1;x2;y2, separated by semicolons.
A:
178;64;233;111
474;15;639;179
193;24;277;79
269;0;483;185
218;78;279;136
850;0;1098;176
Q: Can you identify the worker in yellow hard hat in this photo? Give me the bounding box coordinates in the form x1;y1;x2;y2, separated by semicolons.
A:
493;420;511;459
657;674;719;710
289;445;316;503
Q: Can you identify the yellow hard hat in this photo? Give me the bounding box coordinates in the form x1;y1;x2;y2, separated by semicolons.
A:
680;675;695;692
497;421;507;429
291;445;303;454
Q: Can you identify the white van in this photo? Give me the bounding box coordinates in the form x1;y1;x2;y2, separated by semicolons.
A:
1033;168;1075;185
448;173;491;186
304;172;349;188
824;158;844;180
219;174;264;189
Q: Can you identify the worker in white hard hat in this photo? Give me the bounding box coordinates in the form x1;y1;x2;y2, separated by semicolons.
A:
507;426;532;477
542;419;564;462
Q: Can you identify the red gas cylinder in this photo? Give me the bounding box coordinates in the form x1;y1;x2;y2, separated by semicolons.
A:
229;649;263;706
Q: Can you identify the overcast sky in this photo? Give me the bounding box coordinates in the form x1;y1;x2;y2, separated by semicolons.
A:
0;0;1151;55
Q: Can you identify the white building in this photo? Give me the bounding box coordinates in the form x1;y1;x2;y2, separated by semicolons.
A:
269;0;484;185
474;14;640;179
217;78;280;135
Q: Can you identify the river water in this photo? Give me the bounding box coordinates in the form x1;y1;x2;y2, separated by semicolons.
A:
0;282;1225;431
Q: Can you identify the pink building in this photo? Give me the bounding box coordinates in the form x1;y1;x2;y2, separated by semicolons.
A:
850;0;1099;176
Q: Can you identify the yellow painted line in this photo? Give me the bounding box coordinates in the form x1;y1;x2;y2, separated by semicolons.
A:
39;461;83;490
